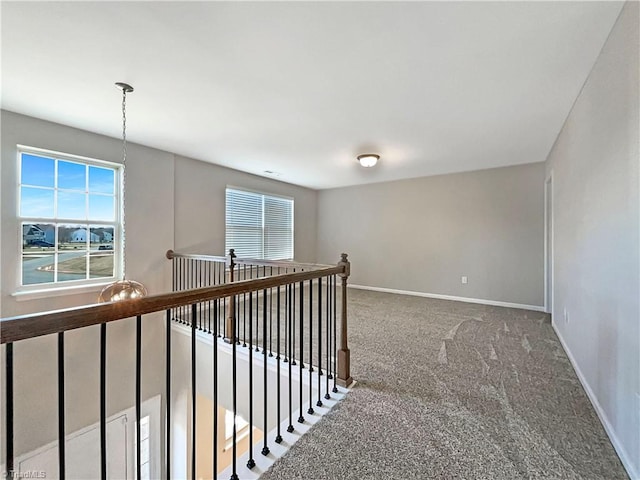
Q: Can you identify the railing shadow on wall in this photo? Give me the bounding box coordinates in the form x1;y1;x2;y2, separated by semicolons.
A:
1;251;352;479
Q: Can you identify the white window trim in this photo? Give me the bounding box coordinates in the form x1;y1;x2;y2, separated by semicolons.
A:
15;145;123;296
11;281;116;301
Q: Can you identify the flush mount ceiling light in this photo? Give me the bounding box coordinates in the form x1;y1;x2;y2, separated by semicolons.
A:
98;82;148;303
357;154;379;168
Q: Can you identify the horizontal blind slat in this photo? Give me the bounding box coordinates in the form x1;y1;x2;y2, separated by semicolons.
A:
226;188;293;260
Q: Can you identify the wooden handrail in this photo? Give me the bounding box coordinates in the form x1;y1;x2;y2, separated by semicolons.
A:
233;258;332;270
166;249;331;271
0;265;344;344
165;249;227;263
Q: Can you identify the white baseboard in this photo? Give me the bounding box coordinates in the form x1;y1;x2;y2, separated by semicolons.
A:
553;322;639;480
348;284;545;312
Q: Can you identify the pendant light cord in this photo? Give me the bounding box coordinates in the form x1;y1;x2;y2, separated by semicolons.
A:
121;87;128;281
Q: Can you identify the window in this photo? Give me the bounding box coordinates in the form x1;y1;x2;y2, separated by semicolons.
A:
225;188;294;260
18;146;121;288
224;409;249;450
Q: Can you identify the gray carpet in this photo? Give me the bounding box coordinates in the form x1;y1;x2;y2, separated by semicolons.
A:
260;289;628;480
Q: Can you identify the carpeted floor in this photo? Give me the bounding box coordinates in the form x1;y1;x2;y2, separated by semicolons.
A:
261;288;628;480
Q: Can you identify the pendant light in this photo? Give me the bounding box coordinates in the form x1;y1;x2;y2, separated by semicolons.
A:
98;82;148;302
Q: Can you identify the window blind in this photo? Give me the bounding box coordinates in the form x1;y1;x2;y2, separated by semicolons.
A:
225;188;294;260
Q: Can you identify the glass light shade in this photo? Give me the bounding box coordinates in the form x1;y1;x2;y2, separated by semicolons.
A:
99;279;148;302
357;154;379;168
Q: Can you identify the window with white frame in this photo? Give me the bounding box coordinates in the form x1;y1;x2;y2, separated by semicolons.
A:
18;146;121;288
225;188;294;260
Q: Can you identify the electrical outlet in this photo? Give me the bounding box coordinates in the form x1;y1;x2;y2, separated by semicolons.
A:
461;276;468;284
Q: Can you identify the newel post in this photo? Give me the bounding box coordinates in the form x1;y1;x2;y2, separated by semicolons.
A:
224;249;236;343
337;253;353;387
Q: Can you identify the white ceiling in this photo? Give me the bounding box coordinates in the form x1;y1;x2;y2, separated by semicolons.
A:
1;1;623;190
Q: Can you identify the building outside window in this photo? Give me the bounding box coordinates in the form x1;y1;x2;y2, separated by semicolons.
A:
18;146;121;290
225;187;294;260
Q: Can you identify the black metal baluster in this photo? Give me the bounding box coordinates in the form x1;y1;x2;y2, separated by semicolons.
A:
6;343;13;477
231;294;239;480
247;291;255;469
191;258;195;291
100;323;107;480
243;265;247;347
186;258;190;293
178;258;183;323
195;261;199;329
222;265;226;338
213;299;218;479
287;283;294;434
317;278;323;407
182;258;187;323
175;257;179;320
275;285;283;444
214;297;219;339
262;289;270;456
255;279;260;353
333;275;338;393
190;306;196;479
207;262;212;334
187;259;191;322
325;276;332;400
237;295;242;345
171;256;176;323
328;274;334;381
217;263;222;336
308;279;314;415
291;269;296;366
182;258;187;322
166;310;172;479
136;316;142;480
284;275;289;363
309;279;313;373
58;332;66;480
200;261;204;331
298;281;305;424
269;267;273;357
301;277;305;369
197;261;202;330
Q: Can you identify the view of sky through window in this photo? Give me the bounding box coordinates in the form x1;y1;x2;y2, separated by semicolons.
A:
19;149;119;287
20;154;115;221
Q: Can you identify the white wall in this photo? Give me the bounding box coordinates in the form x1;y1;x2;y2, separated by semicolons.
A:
317;162;545;308
170;325;319;479
545;2;639;477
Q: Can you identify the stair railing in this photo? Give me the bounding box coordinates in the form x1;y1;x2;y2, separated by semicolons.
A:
2;253;352;479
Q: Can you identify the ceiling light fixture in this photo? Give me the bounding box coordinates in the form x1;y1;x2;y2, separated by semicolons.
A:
357;154;379;168
98;82;148;302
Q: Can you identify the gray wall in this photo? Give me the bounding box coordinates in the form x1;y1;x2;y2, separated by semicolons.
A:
545;2;639;477
0;111;173;459
1;110;175;316
317;162;545;307
174;155;317;262
0;110;318;461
